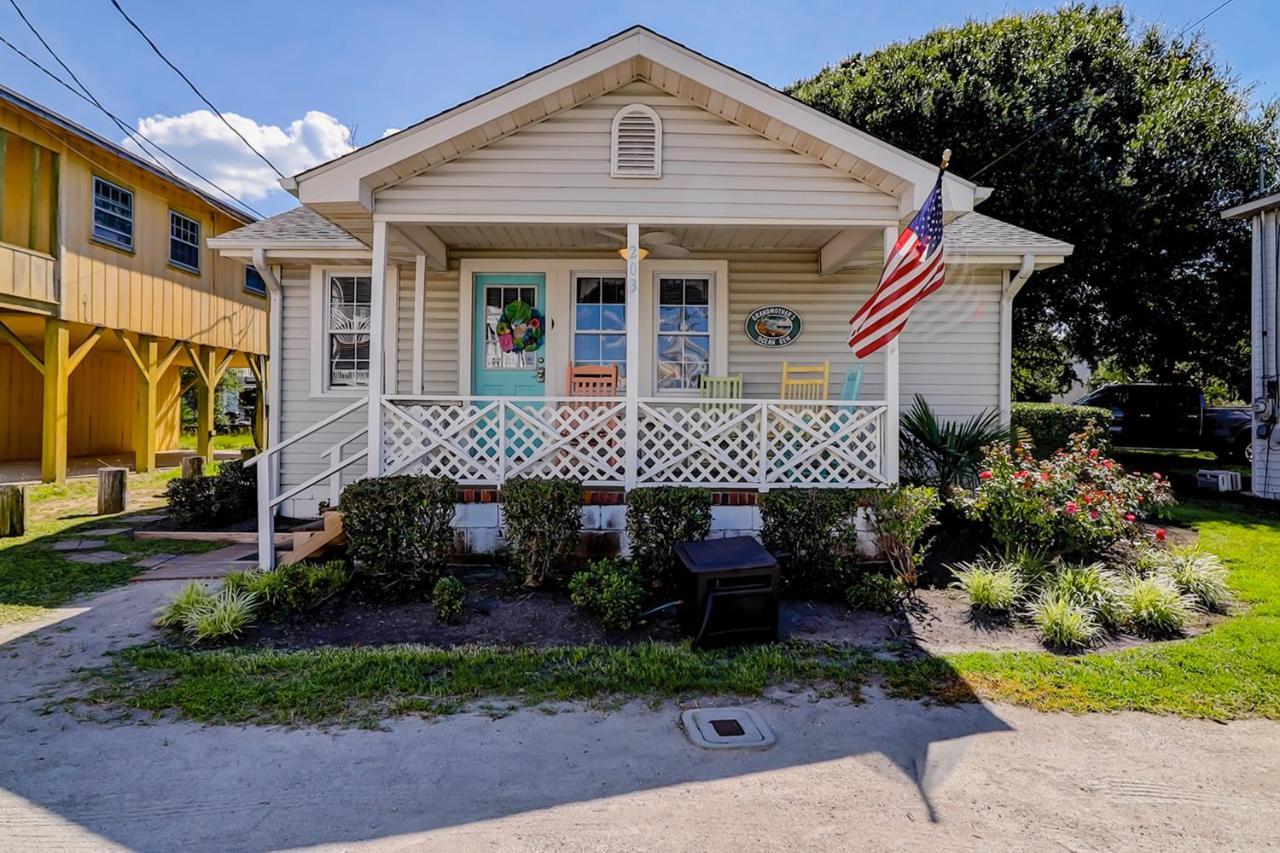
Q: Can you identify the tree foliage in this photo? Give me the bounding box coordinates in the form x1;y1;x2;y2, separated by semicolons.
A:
789;5;1277;398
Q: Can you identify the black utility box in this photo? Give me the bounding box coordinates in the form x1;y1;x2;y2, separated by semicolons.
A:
673;536;780;648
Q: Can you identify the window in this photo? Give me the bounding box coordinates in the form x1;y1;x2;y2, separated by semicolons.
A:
169;211;201;272
656;276;711;392
610;104;662;178
573;275;626;380
483;284;539;369
244;265;267;296
92;177;133;250
327;274;372;387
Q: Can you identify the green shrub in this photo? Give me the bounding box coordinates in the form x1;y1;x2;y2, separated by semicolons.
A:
955;426;1174;557
341;475;456;595
180;587;259;643
501;477;583;588
153;581;213;630
1123;576;1196;636
1010;402;1112;456
759;489;861;598
900;396;1009;493
1147;548;1232;612
1047;562;1124;628
950;560;1025;613
845;572;904;614
1028;591;1101;649
625;487;711;589
864;486;941;586
431;576;467;625
569;558;645;630
165;460;257;529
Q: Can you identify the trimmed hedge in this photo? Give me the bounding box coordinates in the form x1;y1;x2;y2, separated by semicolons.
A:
1010;402;1112;455
501;476;583;588
625;487;711;590
341;475;456;595
759;488;862;598
165;460;256;529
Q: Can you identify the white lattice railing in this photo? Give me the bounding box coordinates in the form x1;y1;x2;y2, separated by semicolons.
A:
382;395;889;489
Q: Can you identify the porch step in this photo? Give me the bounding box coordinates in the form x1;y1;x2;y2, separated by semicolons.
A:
279;510;345;566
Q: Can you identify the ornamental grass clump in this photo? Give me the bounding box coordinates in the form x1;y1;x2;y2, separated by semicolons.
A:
950;560;1025;613
955;425;1174;558
1146;548;1232;612
1047;562;1125;629
156;583;259;644
1028;590;1101;649
1123;576;1197;637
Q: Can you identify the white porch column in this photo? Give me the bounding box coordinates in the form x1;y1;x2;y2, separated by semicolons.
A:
883;225;900;483
411;253;426;395
366;220;389;476
623;222;641;490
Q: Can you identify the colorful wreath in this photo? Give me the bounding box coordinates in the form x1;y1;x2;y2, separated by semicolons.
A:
495;300;544;353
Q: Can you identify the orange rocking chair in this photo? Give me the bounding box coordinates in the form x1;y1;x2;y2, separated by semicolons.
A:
566;363;619;396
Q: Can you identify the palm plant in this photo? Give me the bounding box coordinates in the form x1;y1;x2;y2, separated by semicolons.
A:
900;395;1010;494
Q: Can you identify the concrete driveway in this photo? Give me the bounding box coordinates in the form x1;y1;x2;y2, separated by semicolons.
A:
1;582;1277;852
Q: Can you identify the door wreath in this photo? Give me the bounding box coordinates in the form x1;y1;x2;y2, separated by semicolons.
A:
496;300;544;353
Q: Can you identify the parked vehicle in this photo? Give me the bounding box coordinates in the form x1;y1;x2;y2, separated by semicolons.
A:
1075;383;1252;461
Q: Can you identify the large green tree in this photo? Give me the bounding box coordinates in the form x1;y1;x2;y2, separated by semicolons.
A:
789;4;1277;399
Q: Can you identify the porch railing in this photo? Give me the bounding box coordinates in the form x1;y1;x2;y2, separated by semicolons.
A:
381;395;889;489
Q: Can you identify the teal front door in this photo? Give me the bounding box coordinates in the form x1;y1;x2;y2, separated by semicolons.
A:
472;274;546;397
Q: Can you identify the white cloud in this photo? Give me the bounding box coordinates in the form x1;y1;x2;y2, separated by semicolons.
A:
380;127;401;139
124;109;356;203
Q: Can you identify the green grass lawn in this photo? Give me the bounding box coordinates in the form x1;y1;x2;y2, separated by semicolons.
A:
0;470;217;625
177;432;257;451
87;499;1280;727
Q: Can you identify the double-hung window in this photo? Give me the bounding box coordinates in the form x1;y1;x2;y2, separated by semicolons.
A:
327;274;372;388
573;275;627;380
92;177;133;250
169;211;201;272
656;276;711;391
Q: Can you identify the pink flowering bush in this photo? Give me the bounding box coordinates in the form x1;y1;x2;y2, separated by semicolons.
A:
955;426;1174;557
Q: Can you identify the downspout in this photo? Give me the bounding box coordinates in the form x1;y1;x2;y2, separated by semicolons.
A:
999;253;1036;424
252;248;283;492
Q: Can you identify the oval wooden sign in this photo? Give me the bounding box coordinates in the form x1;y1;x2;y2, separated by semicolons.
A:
745;305;802;347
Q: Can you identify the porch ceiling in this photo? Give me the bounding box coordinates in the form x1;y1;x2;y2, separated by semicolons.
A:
427;223;845;252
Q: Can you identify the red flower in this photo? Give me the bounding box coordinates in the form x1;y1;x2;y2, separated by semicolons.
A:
1125;513;1136;522
1153;472;1163;481
979;470;993;480
1089;509;1100;520
1103;460;1114;470
1040;471;1051;482
1156;528;1167;542
1065;501;1078;514
1089;448;1099;458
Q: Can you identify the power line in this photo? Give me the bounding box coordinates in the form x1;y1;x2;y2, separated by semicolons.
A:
0;7;262;218
971;0;1238;179
108;0;286;181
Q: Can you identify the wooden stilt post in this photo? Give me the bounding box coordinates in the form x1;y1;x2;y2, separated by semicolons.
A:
97;467;128;515
195;344;218;464
247;352;267;451
41;319;69;483
0;484;25;538
133;335;160;473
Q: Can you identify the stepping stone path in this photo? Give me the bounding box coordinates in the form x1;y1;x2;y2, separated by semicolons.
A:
66;551;128;565
52;539;107;552
134;553;177;568
77;527;130;537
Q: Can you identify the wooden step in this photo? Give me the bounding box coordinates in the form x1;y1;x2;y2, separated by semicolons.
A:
279;510;345;566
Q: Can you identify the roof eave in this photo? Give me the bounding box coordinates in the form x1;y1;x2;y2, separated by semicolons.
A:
1222;191;1280;219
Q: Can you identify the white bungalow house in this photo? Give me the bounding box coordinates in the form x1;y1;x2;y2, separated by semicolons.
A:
209;26;1072;563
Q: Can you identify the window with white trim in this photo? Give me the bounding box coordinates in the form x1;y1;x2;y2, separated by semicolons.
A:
610;104;662;178
327;274;372;387
573;275;626;381
656;276;711;392
92;177;133;250
169;211;201;272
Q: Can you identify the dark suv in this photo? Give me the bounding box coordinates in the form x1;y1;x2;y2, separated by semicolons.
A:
1075;383;1252;461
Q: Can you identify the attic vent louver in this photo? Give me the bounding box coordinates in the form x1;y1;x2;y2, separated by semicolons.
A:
611;104;662;178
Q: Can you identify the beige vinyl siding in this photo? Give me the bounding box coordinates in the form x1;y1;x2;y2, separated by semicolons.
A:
1253;210;1280;499
375;82;899;223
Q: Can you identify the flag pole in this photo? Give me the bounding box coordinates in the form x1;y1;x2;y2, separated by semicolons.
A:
940;148;951;172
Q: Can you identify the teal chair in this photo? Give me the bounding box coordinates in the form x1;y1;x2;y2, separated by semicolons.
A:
840;365;864;402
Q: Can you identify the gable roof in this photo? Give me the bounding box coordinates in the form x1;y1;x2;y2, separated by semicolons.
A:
0;83;254;225
288;26;988;217
946;213;1072;256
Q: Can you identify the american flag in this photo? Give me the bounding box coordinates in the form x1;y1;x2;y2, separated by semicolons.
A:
848;171;946;358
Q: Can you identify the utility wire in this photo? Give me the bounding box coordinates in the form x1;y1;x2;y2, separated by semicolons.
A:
971;0;1238;179
108;0;286;180
1;7;262;217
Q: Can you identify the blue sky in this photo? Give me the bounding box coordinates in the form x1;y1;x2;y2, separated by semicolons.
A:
2;0;1273;217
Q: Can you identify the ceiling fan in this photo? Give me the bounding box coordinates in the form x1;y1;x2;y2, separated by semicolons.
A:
595;228;691;258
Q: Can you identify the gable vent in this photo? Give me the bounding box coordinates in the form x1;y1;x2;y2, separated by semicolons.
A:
611;104;662;178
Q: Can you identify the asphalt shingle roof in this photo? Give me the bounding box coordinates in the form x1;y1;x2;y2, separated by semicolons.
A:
947;212;1072;254
209;207;363;245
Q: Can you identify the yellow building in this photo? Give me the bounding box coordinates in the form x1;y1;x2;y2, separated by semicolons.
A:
0;85;268;482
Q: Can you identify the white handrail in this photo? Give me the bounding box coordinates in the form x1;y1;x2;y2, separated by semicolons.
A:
323;426;369;507
272;448;370;510
243;397;368;468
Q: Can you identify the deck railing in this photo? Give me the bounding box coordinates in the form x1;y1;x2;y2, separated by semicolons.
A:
381;395;889;489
